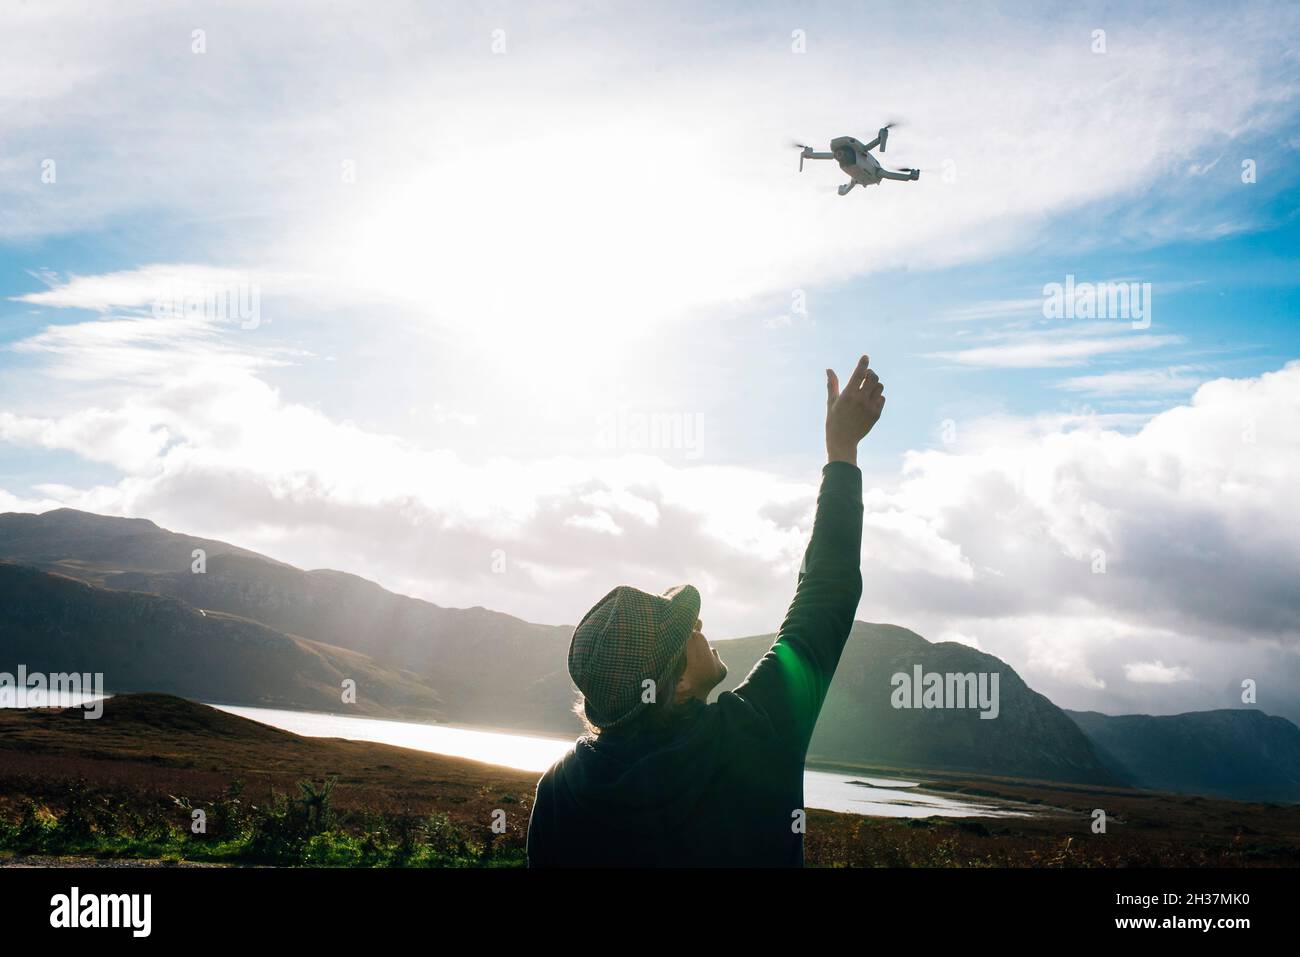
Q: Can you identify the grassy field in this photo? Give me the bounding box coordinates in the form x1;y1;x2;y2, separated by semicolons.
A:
0;694;535;866
1;694;1297;867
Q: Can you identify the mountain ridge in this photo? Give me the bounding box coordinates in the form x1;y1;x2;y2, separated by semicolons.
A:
0;559;443;719
3;507;1298;801
714;622;1118;785
1066;707;1300;802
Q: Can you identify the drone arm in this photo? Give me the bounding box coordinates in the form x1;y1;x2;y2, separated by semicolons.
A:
798;150;834;172
863;127;890;153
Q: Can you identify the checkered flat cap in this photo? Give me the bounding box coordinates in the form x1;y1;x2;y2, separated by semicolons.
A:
568;583;701;730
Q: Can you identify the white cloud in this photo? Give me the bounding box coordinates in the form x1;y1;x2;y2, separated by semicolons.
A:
1;1;1296;340
1124;660;1194;684
12;265;262;312
1056;366;1205;396
925;334;1183;368
3;289;1300;718
882;363;1300;641
938;298;1045;323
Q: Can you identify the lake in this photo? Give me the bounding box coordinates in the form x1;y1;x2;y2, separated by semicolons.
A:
213;703;1031;819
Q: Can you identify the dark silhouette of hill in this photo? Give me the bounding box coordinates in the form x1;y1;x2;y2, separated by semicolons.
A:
0;508;575;730
72;690;294;740
1067;708;1300;802
0;692;539;824
0;561;441;719
714;623;1116;784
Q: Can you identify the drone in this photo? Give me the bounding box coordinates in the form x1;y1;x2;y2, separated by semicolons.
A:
794;123;920;195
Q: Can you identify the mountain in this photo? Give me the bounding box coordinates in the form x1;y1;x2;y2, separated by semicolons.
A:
6;507;1300;802
1066;708;1300;803
0;561;442;718
0;508;282;575
0;508;578;732
714;623;1117;784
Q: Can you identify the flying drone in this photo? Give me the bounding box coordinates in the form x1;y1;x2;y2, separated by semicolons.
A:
794;123;920;195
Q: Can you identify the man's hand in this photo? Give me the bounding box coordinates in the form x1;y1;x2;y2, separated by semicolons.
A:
825;355;885;466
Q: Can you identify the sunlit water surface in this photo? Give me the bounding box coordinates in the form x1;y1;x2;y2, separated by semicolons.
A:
213;703;1031;819
0;693;1030;817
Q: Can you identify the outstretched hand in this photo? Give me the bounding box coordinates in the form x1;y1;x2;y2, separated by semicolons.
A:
825;355;885;466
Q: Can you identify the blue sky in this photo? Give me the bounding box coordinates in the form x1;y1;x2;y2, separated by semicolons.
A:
2;0;1299;721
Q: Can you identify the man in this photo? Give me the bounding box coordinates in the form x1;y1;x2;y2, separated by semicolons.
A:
527;355;883;867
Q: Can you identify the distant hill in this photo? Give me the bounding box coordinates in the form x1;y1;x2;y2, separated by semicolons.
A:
0;508;283;574
715;623;1117;785
1066;708;1300;803
0;561;442;719
0;508;577;731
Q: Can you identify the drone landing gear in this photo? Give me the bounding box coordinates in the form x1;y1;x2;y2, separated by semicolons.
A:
837;181;858;196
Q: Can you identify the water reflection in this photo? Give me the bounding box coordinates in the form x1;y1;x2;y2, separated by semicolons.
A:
214;704;1030;819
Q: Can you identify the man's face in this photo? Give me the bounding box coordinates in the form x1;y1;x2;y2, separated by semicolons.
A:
676;618;727;702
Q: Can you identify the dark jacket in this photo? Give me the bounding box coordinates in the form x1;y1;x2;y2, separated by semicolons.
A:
526;461;863;867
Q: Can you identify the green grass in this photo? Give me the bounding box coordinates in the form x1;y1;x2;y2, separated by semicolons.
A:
0;778;525;868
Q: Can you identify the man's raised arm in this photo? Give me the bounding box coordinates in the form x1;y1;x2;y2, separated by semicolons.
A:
731;355;885;755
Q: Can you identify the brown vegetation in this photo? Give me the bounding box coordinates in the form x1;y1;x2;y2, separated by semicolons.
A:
2;695;1297;867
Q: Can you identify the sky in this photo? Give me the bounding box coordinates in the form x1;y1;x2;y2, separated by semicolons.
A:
2;0;1299;722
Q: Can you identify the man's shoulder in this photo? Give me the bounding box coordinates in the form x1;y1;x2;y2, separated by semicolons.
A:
536;736;587;778
706;690;780;738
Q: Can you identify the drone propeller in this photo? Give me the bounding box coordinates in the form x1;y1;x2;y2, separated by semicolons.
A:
791;140;815;171
869;118;904;152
